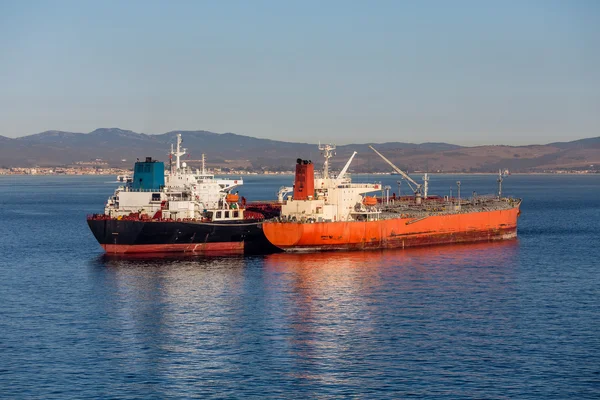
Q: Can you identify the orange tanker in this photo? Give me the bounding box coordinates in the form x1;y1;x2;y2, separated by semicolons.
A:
262;144;521;252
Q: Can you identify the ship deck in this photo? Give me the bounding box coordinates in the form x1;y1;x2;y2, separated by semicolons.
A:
373;196;521;220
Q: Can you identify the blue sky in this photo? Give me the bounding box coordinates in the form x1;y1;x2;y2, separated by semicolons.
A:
0;0;598;145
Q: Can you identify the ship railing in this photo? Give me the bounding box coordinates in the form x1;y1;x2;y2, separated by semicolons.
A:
123;187;165;193
138;188;163;192
381;202;515;217
246;200;284;206
87;213;112;220
336;183;378;189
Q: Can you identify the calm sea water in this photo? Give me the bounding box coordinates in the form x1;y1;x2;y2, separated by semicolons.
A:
1;174;599;399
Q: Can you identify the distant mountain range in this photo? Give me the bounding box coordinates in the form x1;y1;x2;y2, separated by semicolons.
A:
1;128;599;172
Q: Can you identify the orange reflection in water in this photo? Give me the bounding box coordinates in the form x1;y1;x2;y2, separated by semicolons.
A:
264;239;520;274
261;240;520;384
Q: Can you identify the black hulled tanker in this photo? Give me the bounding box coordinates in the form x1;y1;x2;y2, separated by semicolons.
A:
87;217;277;254
87;134;279;255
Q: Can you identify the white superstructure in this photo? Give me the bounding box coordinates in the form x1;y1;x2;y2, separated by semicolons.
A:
104;134;246;222
279;144;382;223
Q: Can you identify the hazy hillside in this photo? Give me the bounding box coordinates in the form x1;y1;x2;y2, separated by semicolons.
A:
548;137;600;149
0;128;598;172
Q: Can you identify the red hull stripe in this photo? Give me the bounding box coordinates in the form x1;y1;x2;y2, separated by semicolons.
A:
102;242;244;254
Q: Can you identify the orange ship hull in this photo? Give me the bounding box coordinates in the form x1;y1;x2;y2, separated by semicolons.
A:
263;206;520;252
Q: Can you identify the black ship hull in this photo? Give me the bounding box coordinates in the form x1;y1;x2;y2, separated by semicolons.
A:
87;219;279;254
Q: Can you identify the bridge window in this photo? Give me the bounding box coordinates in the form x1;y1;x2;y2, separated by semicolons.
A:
225;211;230;218
216;211;222;219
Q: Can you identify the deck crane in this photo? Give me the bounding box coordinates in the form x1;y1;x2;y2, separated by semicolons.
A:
369;145;429;204
337;151;357;180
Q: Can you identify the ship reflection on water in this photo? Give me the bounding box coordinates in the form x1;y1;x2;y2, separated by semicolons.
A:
90;240;520;390
264;239;519;272
260;240;520;384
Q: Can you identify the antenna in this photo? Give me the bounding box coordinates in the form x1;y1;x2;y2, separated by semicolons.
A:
318;143;336;179
456;181;461;211
497;169;503;198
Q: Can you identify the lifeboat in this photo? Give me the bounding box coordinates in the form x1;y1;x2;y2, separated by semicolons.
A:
226;193;239;203
362;196;377;206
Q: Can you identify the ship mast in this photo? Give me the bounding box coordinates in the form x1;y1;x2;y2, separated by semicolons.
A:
170;133;187;171
497;169;503;198
319;143;336;179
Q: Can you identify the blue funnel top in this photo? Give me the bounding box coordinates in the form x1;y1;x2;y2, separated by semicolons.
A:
132;157;165;190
